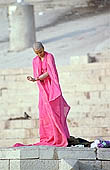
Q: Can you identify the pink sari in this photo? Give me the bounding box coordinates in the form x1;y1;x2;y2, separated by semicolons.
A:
13;52;70;147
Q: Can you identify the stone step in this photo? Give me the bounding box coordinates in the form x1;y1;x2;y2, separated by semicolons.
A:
0;128;39;139
0;138;40;147
0;142;110;169
0;119;38;128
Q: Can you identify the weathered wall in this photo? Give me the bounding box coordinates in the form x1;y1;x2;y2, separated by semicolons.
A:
0;62;110;146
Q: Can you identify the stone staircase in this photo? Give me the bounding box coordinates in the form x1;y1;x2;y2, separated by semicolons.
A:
1;61;110;147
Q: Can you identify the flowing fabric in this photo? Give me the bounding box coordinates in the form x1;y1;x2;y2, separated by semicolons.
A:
13;52;70;147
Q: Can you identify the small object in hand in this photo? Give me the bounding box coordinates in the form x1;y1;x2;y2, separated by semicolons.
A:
27;76;34;81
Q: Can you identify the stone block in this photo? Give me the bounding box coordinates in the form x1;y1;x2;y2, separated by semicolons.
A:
23;137;40;145
79;161;101;170
5;75;26;81
69;105;90;113
56;147;96;160
0;139;24;147
10;159;59;170
69;127;110;138
72;117;110;128
0;160;9;170
97;148;110;160
105;84;110;90
0;146;39;159
74;84;105;92
106;69;110;76
59;159;79;170
102;161;110;170
0;148;20;159
39;146;56;159
0;129;26;139
8;119;38;129
70;55;93;64
24;128;39;138
0;120;6;129
20;146;39;159
10;160;20;170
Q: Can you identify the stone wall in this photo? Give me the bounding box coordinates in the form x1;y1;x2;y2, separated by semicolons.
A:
0;62;110;146
59;62;110;141
0;146;110;170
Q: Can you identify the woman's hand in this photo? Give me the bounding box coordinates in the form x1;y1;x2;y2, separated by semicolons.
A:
27;76;37;82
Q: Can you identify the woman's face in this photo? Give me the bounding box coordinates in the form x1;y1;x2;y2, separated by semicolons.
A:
33;47;45;58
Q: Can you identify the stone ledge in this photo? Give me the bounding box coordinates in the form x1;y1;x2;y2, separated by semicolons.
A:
0;147;110;170
97;148;110;160
10;159;59;170
0;146;96;160
55;147;96;160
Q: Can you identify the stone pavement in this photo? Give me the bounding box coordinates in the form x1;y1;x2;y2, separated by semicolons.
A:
0;6;110;68
0;146;110;170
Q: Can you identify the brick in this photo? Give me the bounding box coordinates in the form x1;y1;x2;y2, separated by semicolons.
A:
56;147;96;160
3;82;34;90
79;161;101;170
69;105;90;113
106;69;110;76
0;68;31;75
61;95;78;106
105;84;110;90
0;120;6;129
97;148;110;160
2;88;38;96
101;91;110;99
101;76;110;84
0;129;27;139
73;84;105;92
5;75;27;81
69;63;107;72
2;105;38;117
67;111;89;119
0;75;5;80
69;127;110;137
10;160;20;170
102;161;110;170
0;139;24;147
0;160;9;170
8;119;38;129
20;146;39;159
10;160;59;170
39;146;56;160
71;55;92;64
25;128;39;138
0;146;39;160
68;117;110;128
89;104;109;116
23;137;40;145
0;149;20;159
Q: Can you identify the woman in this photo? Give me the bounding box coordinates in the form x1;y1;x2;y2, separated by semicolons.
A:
14;42;70;147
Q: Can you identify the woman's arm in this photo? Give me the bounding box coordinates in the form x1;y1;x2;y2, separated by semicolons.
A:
27;72;48;82
38;72;49;81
